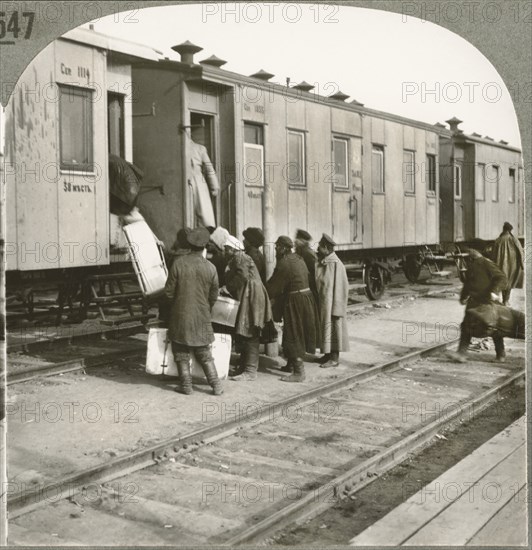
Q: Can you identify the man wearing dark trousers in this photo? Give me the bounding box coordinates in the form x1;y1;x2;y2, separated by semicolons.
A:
450;249;508;363
266;236;320;382
294;229;318;302
223;235;272;381
164;227;223;395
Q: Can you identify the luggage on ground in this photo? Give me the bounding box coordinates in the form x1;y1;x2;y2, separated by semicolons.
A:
145;327;231;379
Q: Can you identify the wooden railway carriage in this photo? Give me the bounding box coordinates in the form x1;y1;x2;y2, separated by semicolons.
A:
3;28;161;319
132;41;443;297
4;28;160;273
5;30;523;313
439;117;524;245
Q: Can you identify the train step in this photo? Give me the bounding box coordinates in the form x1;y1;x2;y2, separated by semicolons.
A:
348;283;367;290
91;291;144;303
100;313;155;326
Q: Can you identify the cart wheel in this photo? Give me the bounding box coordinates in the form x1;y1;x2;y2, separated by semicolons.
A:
364;264;385;300
403;254;422;283
457;260;468;282
453;245;468;282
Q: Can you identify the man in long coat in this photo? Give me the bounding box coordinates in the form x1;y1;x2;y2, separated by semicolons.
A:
492;222;524;305
223;235;273;381
243;227;266;283
449;249;508;363
315;234;350;368
295;229;318;301
189;140;219;228
266;236;320;382
164;227;223;395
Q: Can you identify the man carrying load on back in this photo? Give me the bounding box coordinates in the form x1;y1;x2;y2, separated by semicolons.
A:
449;249;508;363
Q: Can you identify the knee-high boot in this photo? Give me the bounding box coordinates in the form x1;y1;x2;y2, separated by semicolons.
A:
493;334;506;361
281;358;306;382
196;350;223;395
232;338;259;381
175;361;192;395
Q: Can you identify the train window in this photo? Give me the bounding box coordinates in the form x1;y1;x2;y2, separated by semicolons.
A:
426;154;436;193
244;123;264;145
453;164;462;198
288;130;306;186
403;150;415;193
476;163;486;201
486;164;499;202
58;85;93;171
333;138;349;189
509;168;516;203
108;92;125;158
371;145;384;193
244;123;264;187
243;144;264;187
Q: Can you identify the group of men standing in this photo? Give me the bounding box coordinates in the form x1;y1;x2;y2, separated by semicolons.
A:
163;226;350;395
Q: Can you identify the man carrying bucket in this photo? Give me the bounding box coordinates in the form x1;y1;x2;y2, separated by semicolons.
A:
223;235;273;381
164;227;223;395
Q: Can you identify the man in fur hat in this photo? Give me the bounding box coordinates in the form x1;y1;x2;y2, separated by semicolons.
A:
223;235;273;381
165;227;223;395
315;234;350;368
243;227;266;283
295;229;318;301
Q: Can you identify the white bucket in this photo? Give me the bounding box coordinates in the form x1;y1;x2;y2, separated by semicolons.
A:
211;296;239;326
145;328;230;380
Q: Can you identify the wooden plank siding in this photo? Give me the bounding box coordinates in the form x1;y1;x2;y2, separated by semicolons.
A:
6;39;110;271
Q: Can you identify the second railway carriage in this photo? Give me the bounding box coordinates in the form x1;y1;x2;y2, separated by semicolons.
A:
439;117;524;245
132;41;443;297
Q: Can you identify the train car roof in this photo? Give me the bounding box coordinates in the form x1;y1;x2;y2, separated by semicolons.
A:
133;55;450;136
446;131;521;153
61;27;164;62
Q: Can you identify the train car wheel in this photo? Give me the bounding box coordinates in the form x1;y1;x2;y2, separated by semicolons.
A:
453;245;468;283
403;254;422;283
364;264;385;300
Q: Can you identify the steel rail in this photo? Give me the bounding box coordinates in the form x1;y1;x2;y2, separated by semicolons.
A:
225;368;525;545
7;322;150;354
8;337;460;518
6;347;146;385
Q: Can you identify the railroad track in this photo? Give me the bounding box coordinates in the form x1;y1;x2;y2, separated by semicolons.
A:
8;339;524;546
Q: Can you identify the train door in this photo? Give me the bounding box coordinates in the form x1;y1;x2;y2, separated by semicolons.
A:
242;122;264;229
331;136;362;244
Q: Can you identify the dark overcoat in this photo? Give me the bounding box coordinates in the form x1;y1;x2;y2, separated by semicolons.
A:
266;253;319;358
225;252;272;338
245;245;266;283
460;256;507;309
315;252;350;353
298;245;318;299
164;251;219;346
